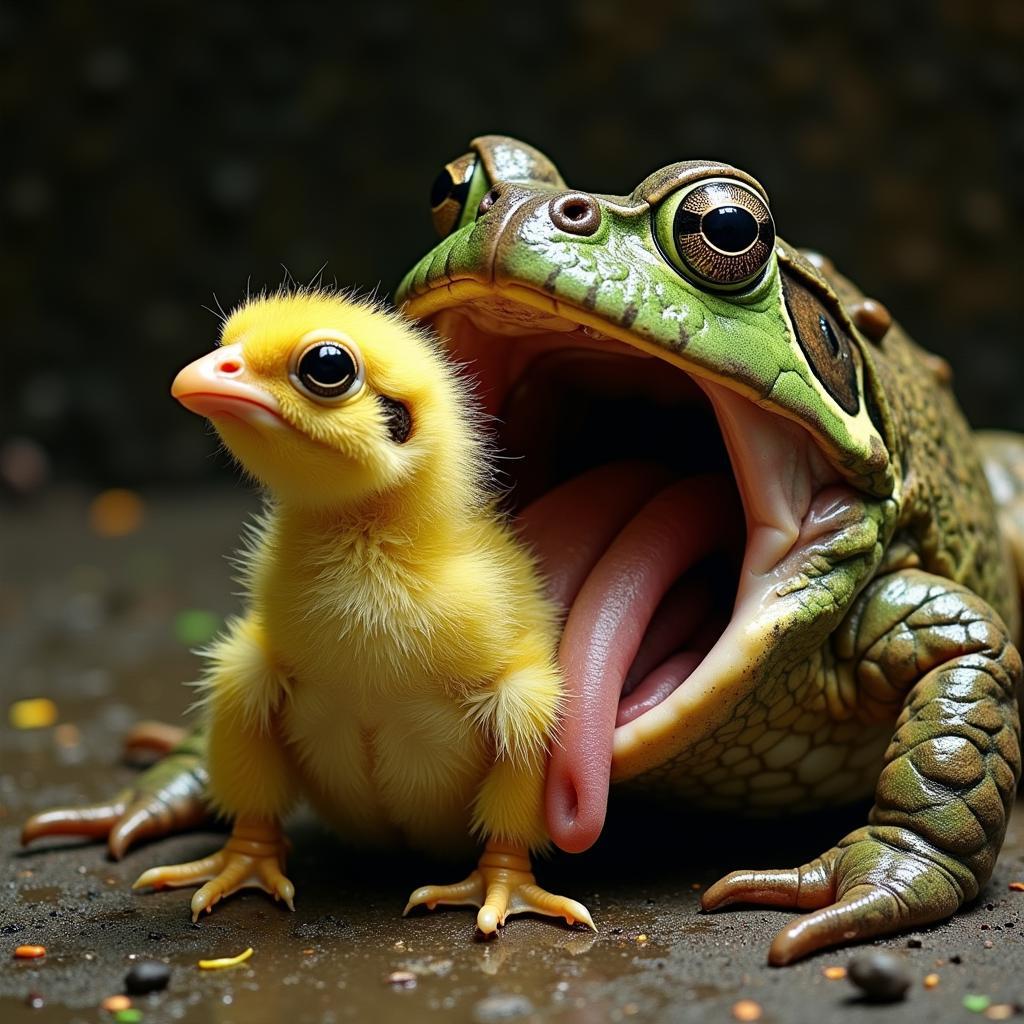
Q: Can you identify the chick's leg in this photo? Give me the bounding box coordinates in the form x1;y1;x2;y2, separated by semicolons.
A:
134;613;298;920
404;758;594;933
134;817;294;921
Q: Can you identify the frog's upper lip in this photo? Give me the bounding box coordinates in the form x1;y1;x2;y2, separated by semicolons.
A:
408;279;854;854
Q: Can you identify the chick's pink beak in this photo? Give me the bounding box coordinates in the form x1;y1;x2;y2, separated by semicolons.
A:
171;343;283;429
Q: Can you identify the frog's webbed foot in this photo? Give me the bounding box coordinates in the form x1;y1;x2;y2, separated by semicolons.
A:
404;841;594;935
133;820;294;922
701;826;965;965
21;725;211;859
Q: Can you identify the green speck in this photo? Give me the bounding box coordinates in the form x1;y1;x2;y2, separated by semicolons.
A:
174;609;221;648
963;994;991;1013
115;1010;143;1023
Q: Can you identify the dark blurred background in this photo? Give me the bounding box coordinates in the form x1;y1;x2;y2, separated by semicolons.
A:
2;0;1022;491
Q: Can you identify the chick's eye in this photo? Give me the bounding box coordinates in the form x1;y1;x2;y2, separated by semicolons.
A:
295;342;362;401
654;177;775;291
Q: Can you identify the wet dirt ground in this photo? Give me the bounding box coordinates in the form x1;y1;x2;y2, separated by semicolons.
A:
2;490;1023;1023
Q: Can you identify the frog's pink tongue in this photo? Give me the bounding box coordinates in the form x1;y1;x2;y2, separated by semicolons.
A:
524;471;734;853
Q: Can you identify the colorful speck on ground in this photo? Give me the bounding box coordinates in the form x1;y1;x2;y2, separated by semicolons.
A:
114;1010;143;1023
174;609;221;647
963;994;992;1013
8;698;58;730
89;489;145;538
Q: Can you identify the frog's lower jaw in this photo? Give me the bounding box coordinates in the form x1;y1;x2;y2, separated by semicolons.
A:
428;306;860;853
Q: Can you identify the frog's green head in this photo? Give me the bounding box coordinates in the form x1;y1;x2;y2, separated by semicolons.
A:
398;136;899;851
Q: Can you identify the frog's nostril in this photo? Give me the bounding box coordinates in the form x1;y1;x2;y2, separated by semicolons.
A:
477;187;500;217
550;193;601;236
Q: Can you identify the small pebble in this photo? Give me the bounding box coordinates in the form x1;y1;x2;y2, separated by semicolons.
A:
985;1006;1016;1021
472;994;535;1022
964;994;992;1013
25;992;45;1009
124;960;171;994
848;951;911;1002
984;940;994;949
102;995;132;1012
14;945;47;959
924;973;941;989
385;970;416;988
823;965;847;980
732;1000;763;1022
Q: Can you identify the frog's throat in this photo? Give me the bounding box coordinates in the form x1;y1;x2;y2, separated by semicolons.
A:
408;285;864;854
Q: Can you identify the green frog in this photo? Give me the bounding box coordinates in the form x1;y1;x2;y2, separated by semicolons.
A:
24;136;1022;965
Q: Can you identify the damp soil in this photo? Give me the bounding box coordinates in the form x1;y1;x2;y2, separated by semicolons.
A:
1;489;1022;1023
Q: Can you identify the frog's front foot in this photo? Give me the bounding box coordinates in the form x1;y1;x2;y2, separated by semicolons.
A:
701;825;966;965
404;840;595;935
133;819;294;922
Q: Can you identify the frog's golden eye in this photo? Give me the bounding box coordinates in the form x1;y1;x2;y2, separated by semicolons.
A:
653;178;775;291
430;153;488;238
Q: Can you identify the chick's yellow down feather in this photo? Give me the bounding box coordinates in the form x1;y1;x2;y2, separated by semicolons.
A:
135;289;592;933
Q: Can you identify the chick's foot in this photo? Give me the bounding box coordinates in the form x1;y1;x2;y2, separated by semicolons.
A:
404;841;594;934
133;819;294;922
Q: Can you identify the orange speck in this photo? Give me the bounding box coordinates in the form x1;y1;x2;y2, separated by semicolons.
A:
14;945;46;959
101;995;132;1012
54;723;80;748
1008;881;1024;892
732;999;763;1022
89;489;145;538
924;973;941;989
823;966;847;980
985;1005;1016;1021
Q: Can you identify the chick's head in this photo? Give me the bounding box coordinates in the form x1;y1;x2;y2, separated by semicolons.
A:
173;291;476;509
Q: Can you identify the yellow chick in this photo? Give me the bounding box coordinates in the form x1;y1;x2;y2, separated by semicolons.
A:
133;288;593;934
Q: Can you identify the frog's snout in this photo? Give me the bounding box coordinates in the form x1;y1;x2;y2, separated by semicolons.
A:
549;193;602;236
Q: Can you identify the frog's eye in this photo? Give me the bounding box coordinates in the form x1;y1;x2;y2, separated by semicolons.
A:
291;332;365;403
653;178;775;291
430;153;488;238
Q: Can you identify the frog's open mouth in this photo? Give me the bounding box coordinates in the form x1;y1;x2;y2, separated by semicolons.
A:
419;290;842;853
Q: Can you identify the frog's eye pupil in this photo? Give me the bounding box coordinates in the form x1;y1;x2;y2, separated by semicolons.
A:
430;168;455;209
298;343;359;399
818;314;840;357
701;205;759;254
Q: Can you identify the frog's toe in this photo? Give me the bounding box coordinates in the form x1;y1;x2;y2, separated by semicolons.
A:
701;851;838;913
122;720;189;761
21;796;129;847
767;884;908;966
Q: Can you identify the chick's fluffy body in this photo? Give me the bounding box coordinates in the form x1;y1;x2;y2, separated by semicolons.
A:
198;292;562;856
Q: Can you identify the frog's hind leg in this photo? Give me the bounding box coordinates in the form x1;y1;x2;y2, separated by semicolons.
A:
21;725;213;859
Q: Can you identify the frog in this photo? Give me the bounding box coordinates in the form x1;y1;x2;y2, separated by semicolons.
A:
24;135;1022;965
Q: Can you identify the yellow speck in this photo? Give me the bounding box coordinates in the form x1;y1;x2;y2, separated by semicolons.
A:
9;698;58;730
823;965;847;980
732;999;763;1022
924;973;941;989
89;489;144;538
198;947;253;970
